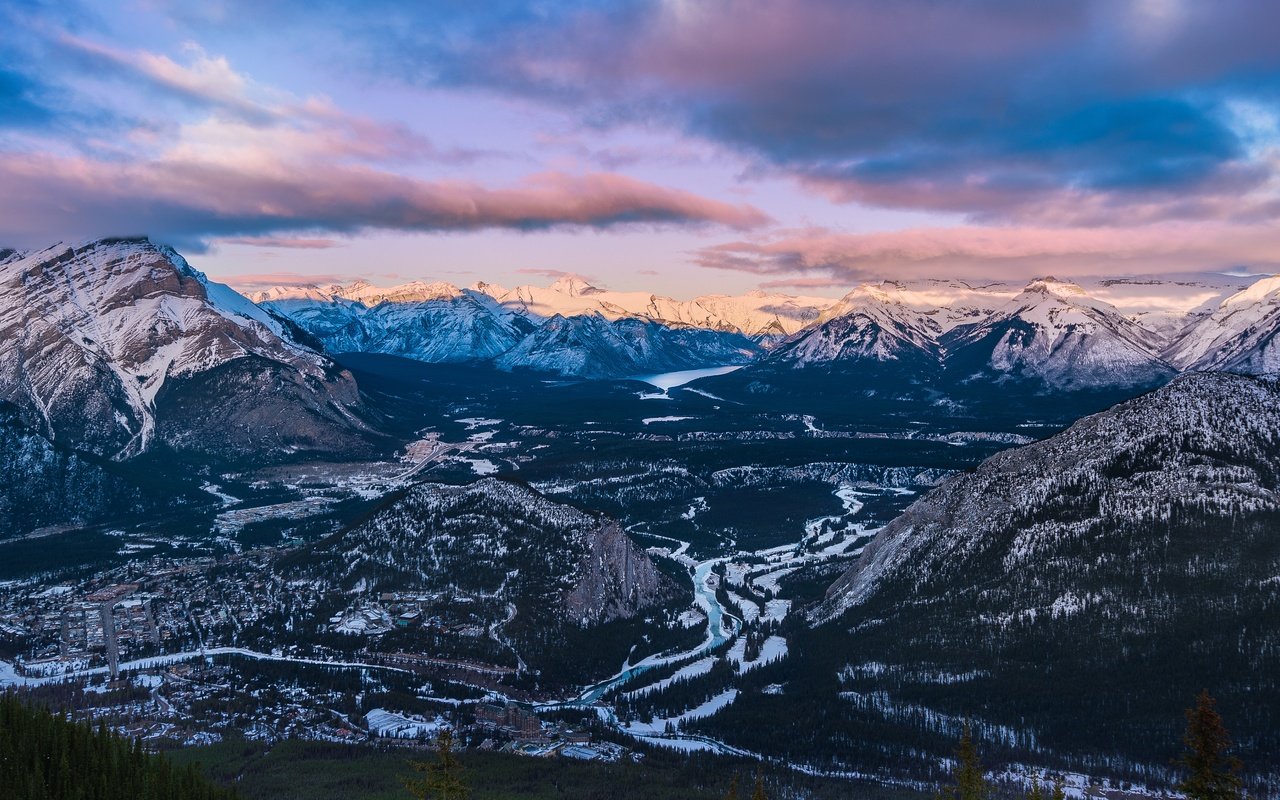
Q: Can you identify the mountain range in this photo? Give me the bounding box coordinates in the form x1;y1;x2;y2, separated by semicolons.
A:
250;276;798;378
748;274;1262;392
254;269;1278;393
3;238;1280;469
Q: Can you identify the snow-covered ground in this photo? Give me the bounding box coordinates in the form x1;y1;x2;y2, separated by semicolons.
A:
366;708;447;739
726;635;789;674
622;688;740;736
623;657;717;699
0;647;416;687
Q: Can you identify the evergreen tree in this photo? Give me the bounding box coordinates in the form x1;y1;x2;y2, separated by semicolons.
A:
1024;775;1065;800
938;722;990;800
1050;777;1065;800
1176;690;1244;800
750;768;767;800
1025;777;1044;800
405;728;470;800
723;773;740;800
0;693;235;800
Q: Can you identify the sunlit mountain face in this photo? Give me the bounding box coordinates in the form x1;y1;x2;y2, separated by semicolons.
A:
3;3;1280;799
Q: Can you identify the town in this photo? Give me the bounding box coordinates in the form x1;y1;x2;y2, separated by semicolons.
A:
0;549;638;765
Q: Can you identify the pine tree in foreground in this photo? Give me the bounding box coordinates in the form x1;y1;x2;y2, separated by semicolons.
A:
0;693;235;800
751;768;768;800
723;772;740;800
405;728;470;800
1024;774;1066;800
1026;777;1044;800
937;722;990;800
1176;690;1245;800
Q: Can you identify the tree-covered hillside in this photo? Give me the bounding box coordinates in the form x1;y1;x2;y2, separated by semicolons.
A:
0;694;235;800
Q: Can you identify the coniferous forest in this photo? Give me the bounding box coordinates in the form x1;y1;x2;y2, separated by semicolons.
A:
0;694;235;800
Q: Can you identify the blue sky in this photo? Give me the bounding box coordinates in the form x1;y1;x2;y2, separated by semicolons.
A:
3;0;1279;297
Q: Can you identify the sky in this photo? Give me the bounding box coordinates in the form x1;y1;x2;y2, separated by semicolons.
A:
3;0;1280;298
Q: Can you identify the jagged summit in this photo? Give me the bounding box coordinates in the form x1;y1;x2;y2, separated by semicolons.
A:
766;281;942;367
939;275;1175;390
1164;273;1280;373
548;275;600;297
0;237;372;460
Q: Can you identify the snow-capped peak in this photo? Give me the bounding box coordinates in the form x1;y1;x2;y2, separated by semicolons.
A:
1220;273;1280;310
943;276;1174;389
768;281;942;366
0;238;353;459
1022;276;1089;299
1164;273;1280;372
548;275;600;297
248;284;336;304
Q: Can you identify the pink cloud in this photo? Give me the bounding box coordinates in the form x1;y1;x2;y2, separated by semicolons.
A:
697;223;1280;281
445;1;1280;227
218;236;345;249
0;152;769;248
223;271;357;289
57;33;484;166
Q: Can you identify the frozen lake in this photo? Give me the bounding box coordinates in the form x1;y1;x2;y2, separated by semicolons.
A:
630;365;742;392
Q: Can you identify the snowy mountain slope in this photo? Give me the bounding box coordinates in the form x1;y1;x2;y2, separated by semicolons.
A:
860;279;1018;332
765;283;944;367
679;290;828;337
800;371;1280;773
1088;273;1257;339
821;371;1280;617
257;278;765;376
0;238;372;460
479;276;833;338
256;283;531;363
495;313;759;379
1163;274;1280;373
941;277;1176;390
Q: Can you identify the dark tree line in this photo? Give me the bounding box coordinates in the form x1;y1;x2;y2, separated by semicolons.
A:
931;693;1246;800
0;693;235;800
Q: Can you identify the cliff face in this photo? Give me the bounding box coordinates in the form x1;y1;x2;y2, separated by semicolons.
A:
563;522;669;625
320;478;675;637
818;371;1280;621
0;238;375;462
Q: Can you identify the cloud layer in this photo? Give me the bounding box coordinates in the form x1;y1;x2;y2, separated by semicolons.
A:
0;20;767;249
407;0;1280;225
697;223;1280;282
6;1;1280;285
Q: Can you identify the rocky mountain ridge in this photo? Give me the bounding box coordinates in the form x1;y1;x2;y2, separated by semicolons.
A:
0;238;375;461
743;274;1272;392
253;277;780;378
302;478;677;674
804;371;1280;773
